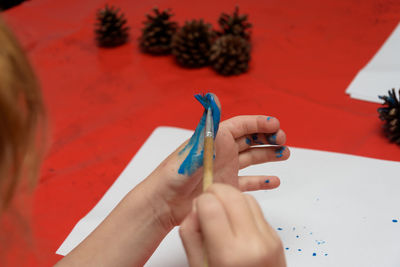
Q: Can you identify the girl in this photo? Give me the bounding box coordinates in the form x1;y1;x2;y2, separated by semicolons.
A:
0;18;288;266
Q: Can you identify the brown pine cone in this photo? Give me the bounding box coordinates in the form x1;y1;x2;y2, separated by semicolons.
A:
95;5;129;47
171;19;215;68
210;35;251;76
139;7;178;54
217;6;252;40
378;88;400;144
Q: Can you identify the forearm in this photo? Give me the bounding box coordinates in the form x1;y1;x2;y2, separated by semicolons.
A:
56;178;174;267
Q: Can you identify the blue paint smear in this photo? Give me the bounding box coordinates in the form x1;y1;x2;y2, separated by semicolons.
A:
267;116;273;121
312;253;317;256
245;137;251;145
275;146;286;158
285;247;289;250
265;179;270;183
178;93;221;175
277;227;283;231
267;133;277;145
324;253;328;256
392;219;398;223
298;249;302;252
251;133;264;145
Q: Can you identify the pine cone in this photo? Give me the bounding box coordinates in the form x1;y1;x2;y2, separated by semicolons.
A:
139;8;178;54
210;35;251;76
217;6;252;40
95;5;129;47
0;0;25;10
171;19;215;68
378;89;400;144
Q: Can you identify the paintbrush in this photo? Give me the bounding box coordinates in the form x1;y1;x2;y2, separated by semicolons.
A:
203;107;214;191
203;107;214;267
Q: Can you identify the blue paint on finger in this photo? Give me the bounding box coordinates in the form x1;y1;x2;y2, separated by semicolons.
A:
251;133;264;145
267;133;277;145
245;137;251;145
275;146;286;158
265;179;270;183
178;93;221;175
267;116;273;121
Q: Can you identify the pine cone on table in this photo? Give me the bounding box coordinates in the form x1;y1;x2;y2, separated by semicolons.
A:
217;6;252;40
95;5;129;47
171;19;215;68
378;88;400;144
209;35;251;76
139;7;178;54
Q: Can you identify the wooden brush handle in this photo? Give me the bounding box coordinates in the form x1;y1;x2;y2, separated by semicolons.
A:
203;136;214;191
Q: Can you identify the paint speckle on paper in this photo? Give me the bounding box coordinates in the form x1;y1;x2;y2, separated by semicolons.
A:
280;225;328;258
285;247;289;250
392;219;398;223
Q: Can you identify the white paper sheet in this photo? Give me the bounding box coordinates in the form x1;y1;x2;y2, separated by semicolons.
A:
346;22;400;103
56;127;400;267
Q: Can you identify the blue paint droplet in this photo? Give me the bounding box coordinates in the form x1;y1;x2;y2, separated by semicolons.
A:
277;227;283;231
285;247;289;250
296;235;299;238
298;249;302;252
245;137;251;145
267;116;273;121
292;227;296;231
392;219;398;223
313;253;317;256
324;253;328;256
265;179;270;183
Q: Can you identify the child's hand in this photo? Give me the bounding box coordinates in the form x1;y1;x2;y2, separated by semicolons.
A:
180;184;287;267
144;94;289;227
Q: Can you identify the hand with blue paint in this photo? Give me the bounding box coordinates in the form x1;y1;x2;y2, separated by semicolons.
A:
55;93;289;266
180;184;287;267
146;93;290;225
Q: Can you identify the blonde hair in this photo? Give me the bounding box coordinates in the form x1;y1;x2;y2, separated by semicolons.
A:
0;18;45;212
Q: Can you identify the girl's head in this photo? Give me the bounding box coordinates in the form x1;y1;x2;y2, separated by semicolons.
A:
0;18;45;212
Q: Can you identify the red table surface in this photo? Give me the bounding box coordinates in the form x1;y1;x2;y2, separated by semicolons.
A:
2;0;400;266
